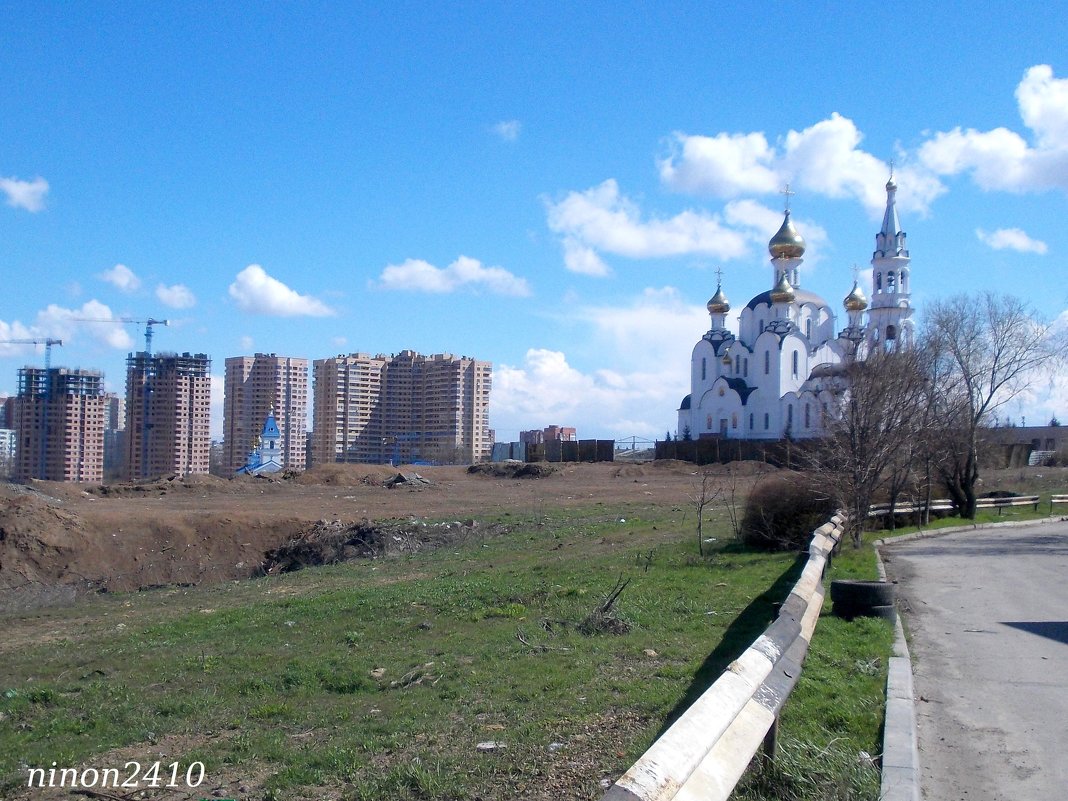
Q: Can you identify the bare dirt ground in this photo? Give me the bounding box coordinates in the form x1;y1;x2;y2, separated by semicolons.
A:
0;460;753;611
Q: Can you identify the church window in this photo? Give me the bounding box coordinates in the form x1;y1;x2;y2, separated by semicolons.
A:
743;358;748;377
792;351;799;377
787;405;793;426
764;351;770;374
806;319;812;339
701;358;706;381
888;271;897;293
749;413;754;430
876;273;882;291
805;403;810;428
759;320;765;333
764;413;769;430
731;413;738;429
734;356;740;375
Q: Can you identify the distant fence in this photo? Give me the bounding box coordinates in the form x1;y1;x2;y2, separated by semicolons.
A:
600;514;845;801
489;440;615;463
655;437;816;468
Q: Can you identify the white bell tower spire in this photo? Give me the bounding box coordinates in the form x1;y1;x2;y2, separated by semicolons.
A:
868;170;913;348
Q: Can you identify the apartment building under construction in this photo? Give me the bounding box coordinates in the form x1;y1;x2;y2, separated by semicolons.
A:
125;352;211;479
14;367;105;482
312;350;492;465
223;354;308;472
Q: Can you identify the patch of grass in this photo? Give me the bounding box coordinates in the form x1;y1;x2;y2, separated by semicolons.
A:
737;531;893;801
0;500;806;800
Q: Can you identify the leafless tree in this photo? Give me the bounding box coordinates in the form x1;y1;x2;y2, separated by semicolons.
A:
925;292;1064;518
689;469;723;556
813;345;931;546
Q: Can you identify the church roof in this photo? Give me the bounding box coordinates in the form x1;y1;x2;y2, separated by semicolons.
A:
745;287;830;310
262;412;280;438
679;394;692;411
723;377;757;403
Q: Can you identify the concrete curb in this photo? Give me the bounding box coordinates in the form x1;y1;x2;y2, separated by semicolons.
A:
873;547;920;801
874;513;1066;548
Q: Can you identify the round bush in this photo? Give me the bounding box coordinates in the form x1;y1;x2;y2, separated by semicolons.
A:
740;473;837;551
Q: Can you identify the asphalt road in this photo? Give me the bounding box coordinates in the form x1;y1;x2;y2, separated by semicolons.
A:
883;521;1068;800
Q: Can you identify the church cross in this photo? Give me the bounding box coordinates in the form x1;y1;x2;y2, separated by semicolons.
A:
780;184;795;211
714;266;724;286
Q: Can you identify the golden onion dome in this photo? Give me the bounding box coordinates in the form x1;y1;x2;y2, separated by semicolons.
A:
770;273;796;304
707;284;730;314
843;280;868;312
768;210;806;259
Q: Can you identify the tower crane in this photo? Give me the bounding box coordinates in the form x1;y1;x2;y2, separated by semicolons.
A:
0;338;63;478
0;338;63;371
70;317;169;354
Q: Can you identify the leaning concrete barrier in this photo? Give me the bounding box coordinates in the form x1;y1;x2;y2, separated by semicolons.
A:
601;515;845;801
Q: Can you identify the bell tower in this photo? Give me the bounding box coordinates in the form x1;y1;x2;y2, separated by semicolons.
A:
868;172;913;348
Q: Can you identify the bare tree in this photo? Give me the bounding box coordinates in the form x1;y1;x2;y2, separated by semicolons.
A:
925;292;1064;518
813;345;931;546
689;469;723;556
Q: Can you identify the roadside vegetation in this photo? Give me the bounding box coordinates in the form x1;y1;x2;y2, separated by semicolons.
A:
3;497;805;801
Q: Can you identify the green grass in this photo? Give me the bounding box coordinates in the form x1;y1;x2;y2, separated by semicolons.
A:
1;502;806;800
736;531;894;801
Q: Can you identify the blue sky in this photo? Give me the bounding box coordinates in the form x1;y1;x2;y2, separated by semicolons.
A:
2;2;1067;442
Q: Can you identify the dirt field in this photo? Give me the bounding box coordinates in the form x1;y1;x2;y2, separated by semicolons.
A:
0;460;756;611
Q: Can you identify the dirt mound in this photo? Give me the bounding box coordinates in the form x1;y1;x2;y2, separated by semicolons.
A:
0;496;94;589
90;473;242;498
467;462;555;479
295;464;400;487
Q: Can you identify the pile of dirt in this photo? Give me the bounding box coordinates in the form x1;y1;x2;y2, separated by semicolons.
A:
295;464;403;487
0;495;94;590
261;518;480;574
467;462;555;479
89;473;241;498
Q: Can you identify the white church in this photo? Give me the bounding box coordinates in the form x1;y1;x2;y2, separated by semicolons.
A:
677;177;914;441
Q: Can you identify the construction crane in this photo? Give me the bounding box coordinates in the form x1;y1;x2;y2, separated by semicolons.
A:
0;337;64;371
0;338;63;478
71;317;169;354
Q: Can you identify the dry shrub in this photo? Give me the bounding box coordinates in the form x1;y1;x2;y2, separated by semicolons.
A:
740;473;836;551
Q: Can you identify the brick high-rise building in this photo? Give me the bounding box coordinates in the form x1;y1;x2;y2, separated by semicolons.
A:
14;367;105;482
223;354;308;473
312;350;492;465
125;352;211;480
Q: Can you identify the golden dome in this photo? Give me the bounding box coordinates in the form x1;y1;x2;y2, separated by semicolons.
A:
707;284;730;314
768;210;806;259
843;281;868;312
770;273;795;304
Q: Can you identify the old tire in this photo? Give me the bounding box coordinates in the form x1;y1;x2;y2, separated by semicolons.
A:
830;579;896;608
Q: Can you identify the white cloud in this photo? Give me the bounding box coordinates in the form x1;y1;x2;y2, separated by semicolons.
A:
545;179;751;274
0;175;49;212
228;265;335;317
376;256;531;296
976;227;1048;254
239;336;254;351
30;300;135;350
492;288;708;439
492;120;521;142
156;283;197;308
99;264;141;293
723;199;830;266
919;65;1068;193
660;115;945;217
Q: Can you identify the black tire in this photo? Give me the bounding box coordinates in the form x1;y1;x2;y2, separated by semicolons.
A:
830;579;896;607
